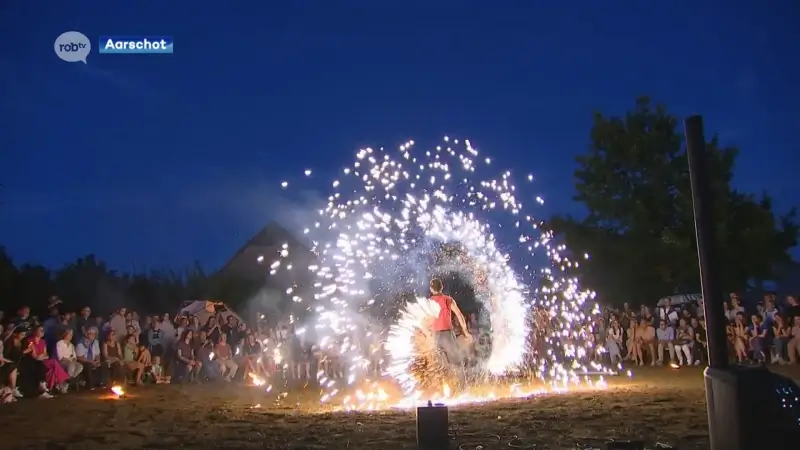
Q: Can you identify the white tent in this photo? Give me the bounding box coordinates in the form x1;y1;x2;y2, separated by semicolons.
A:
177;300;245;327
656;293;702;307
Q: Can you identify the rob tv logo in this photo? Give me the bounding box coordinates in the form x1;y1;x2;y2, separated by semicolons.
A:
54;31;91;63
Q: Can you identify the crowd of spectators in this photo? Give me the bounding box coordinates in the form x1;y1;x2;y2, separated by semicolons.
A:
587;292;800;367
0;297;381;404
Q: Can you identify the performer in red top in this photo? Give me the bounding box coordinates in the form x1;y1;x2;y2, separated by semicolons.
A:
429;278;472;364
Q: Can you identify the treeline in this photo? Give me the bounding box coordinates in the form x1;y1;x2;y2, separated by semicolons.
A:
0;249;261;318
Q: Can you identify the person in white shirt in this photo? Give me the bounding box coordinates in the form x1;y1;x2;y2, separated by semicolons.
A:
56;329;84;380
658;299;679;326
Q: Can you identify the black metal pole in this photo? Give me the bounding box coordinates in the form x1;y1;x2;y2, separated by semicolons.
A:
684;115;728;369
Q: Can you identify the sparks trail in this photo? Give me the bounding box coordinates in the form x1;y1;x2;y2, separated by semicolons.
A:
267;136;614;409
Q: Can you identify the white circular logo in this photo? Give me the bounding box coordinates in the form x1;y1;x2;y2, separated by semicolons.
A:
54;31;91;63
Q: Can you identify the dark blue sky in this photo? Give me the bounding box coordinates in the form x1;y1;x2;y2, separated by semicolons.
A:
2;2;798;272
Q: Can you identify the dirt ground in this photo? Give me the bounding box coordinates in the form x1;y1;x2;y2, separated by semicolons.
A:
1;366;798;450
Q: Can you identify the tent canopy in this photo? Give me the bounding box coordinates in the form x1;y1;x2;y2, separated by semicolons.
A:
177;300;245;327
656;293;702;307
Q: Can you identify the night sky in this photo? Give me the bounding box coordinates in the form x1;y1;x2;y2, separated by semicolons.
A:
2;2;798;272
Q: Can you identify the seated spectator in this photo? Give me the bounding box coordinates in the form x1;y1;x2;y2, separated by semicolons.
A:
151;356;166;383
102;330;125;384
122;334;144;385
241;331;267;382
76;327;103;388
5;327;51;398
605;320;622;364
748;314;768;363
27;325;70;394
173;329;202;383
624;319;640;364
655;320;675;365
771;313;790;364
691;317;706;366
639;319;656;366
673;318;694;366
787;316;800;364
55;329;84;385
0;326;22;401
195;330;221;381
214;332;238;381
732;313;749;362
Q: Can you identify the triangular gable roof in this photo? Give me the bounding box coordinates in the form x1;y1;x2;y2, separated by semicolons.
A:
217;221;316;281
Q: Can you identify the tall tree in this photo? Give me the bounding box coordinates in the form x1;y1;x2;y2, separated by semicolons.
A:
550;97;798;306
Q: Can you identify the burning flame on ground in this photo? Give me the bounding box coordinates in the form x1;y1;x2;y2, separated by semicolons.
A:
111;385;125;397
335;376;609;411
248;373;273;392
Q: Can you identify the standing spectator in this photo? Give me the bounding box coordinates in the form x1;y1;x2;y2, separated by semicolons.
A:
125;311;141;338
221;315;238;343
75;307;92;342
108;308;127;344
10;306;34;333
204;316;223;343
656;320;675;365
42;307;62;352
55;329;84;384
76;327;103;388
763;297;779;324
147;317;165;360
726;294;745;321
695;298;705;320
785;295;800;324
673;318;694;366
788;316;800;364
658;299;678;326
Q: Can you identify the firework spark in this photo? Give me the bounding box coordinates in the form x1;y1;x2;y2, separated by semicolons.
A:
265;137;612;408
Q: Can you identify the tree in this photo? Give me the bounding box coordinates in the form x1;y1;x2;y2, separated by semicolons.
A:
550;97;798;306
0;252;264;318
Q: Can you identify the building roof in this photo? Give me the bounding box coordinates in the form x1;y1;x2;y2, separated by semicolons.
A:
217;221;316;283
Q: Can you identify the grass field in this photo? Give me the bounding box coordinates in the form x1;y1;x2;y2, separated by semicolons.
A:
2;365;798;449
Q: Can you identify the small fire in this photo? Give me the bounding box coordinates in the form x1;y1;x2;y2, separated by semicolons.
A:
111;385;125;397
670;363;680;369
247;373;272;392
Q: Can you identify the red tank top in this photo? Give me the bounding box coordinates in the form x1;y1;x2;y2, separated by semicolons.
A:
431;294;453;331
